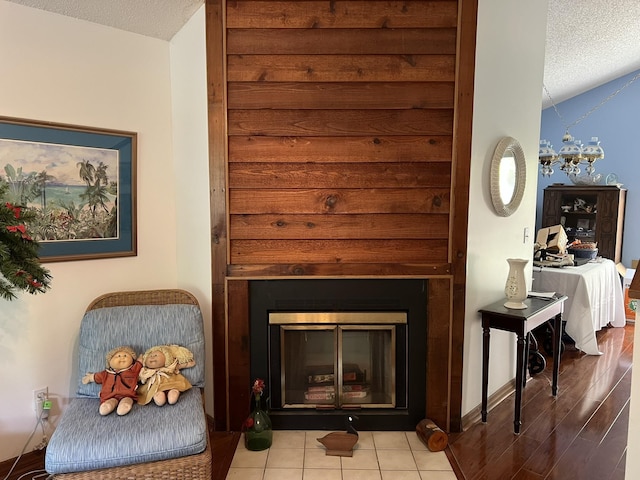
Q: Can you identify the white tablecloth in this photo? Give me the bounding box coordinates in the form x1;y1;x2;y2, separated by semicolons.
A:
532;259;626;355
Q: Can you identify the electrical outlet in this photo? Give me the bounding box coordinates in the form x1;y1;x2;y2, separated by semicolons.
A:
33;387;48;418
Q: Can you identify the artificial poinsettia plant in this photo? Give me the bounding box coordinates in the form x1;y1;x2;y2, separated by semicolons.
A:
252;378;265;399
0;183;51;300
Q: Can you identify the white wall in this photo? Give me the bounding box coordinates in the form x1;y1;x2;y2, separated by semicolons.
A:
0;1;181;461
462;0;549;415
169;6;214;414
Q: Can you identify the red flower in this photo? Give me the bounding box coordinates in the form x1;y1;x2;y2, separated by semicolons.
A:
252;378;265;396
5;202;21;218
243;417;254;428
6;224;32;241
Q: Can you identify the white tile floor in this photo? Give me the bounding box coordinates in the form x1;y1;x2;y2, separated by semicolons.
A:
227;430;457;480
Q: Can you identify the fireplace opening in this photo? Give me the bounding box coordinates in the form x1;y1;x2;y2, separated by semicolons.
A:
271;311;406;409
249;279;427;431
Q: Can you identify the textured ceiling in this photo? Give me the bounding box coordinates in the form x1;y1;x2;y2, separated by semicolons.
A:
543;0;640;108
6;0;640;108
4;0;204;41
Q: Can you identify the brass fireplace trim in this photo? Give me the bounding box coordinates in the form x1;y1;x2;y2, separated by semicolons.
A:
269;311;407;325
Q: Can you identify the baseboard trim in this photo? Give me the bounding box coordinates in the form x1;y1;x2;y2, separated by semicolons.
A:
461;379;516;431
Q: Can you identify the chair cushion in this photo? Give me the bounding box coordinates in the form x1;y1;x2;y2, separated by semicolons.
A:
45;388;207;474
76;304;205;398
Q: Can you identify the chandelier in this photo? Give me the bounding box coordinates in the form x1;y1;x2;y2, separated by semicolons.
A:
539;71;640;178
538;134;604;177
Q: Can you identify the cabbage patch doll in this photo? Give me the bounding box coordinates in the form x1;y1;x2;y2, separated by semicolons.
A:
82;346;143;416
137;345;195;406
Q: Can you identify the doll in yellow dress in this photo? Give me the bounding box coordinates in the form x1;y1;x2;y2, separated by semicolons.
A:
137;344;195;406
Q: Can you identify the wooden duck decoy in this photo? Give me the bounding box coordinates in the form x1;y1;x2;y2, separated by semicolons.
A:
317;415;359;456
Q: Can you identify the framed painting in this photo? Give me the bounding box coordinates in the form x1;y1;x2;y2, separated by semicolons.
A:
0;117;137;262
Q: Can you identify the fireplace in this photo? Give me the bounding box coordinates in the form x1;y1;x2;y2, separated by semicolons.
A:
249;279;427;430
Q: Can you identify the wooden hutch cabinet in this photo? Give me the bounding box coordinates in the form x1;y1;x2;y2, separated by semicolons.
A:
541;185;627;263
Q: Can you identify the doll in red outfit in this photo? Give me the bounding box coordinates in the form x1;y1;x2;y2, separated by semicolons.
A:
82;346;143;416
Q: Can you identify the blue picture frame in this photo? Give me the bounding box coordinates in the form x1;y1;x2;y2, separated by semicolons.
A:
0;117;137;262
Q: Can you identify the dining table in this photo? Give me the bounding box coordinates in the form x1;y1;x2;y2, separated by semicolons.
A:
531;258;626;355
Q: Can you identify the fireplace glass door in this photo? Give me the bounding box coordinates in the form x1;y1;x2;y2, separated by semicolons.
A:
270;312;405;409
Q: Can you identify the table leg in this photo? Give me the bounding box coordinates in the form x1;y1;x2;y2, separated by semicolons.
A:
481;324;490;422
523;333;530;388
552;312;562;396
514;332;525;434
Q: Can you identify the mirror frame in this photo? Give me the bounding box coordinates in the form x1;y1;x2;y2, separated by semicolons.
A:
490;136;526;217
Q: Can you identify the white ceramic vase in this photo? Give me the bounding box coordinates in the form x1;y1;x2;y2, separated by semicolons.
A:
504;258;528;309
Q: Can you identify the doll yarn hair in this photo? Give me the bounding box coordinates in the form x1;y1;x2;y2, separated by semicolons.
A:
142;344;195;368
105;346;137;368
143;345;175;367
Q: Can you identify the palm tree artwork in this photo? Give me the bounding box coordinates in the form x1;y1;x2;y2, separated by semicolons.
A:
0;138;119;243
35;169;56;209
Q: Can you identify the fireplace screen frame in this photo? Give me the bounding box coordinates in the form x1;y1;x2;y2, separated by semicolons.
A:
269;311;407;412
271;312;406;409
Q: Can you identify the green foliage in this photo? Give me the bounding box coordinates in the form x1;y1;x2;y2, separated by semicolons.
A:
0;157;115;299
0;182;52;301
3;163;39;205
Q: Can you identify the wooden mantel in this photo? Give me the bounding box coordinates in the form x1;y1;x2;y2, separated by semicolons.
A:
205;0;478;433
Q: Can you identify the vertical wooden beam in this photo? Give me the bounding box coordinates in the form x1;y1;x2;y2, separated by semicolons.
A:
205;0;229;431
426;277;453;430
227;280;251;430
448;0;478;432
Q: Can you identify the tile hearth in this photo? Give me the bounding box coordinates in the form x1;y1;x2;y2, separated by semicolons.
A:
227;430;456;480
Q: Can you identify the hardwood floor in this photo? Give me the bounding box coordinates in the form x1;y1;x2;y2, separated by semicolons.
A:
446;322;633;480
1;324;632;480
210;429;241;480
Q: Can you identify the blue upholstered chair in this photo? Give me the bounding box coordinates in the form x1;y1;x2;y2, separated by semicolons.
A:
45;289;211;479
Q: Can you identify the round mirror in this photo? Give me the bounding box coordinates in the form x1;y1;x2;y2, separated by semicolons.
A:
490;136;526;217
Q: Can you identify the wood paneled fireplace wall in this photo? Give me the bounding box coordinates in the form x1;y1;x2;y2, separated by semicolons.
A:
205;0;477;433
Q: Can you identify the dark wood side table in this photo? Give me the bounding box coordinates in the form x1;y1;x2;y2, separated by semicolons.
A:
479;295;568;434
